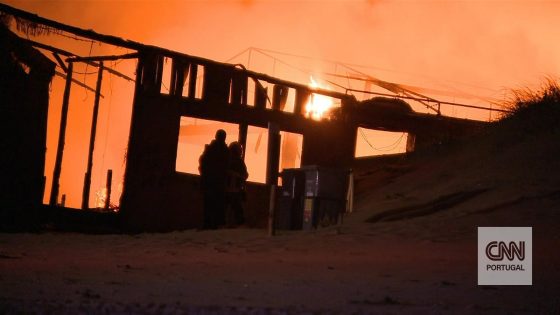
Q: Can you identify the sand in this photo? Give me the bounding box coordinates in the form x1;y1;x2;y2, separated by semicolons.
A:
1;195;559;315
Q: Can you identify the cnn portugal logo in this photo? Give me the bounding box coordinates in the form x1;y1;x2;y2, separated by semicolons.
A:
485;241;525;261
478;227;532;285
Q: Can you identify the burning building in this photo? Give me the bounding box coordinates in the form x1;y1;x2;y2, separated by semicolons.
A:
0;4;487;232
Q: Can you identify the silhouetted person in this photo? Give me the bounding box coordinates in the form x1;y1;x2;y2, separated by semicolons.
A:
225;141;248;227
199;129;229;229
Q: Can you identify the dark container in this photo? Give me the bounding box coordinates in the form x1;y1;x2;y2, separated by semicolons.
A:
276;166;349;230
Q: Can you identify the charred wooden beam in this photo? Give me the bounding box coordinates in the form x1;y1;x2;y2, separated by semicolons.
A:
169;58;187;97
231;69;248;107
266;122;281;186
136;54;164;95
294;88;310;116
203;64;232;104
155;55;164;90
23;38;134;82
179;97;327;134
104;169;113;210
81;62;104;209
272;84;289;111
0;3;145;52
49;62;73;206
178;92;485;138
239;123;248;160
248;72;348;102
187;63;198;99
254;83;268;109
52;52;67;73
66;53;138;63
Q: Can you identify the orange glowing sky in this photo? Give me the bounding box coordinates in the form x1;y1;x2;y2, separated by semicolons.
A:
8;0;560;94
4;0;560;208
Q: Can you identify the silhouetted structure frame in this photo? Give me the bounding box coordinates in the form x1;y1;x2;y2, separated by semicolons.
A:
0;3;486;231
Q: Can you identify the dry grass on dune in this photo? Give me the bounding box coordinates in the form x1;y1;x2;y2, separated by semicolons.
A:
351;80;560;234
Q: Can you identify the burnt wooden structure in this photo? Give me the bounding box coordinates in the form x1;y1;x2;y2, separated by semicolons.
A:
0;4;487;231
119;51;359;231
118;51;483;231
0;24;55;223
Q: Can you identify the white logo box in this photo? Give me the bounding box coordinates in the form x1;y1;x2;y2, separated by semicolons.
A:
478;227;532;285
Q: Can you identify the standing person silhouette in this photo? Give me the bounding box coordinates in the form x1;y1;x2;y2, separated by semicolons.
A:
225;141;248;227
198;129;229;229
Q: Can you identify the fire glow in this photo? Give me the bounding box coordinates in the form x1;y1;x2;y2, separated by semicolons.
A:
95;187;107;209
305;77;334;121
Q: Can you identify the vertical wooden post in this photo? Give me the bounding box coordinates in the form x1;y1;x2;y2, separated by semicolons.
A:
238;123;248;160
119;56;145;216
268;184;276;237
188;63;198;99
104;169;113;210
272;85;282;111
81;62;104;210
174;60;186;97
241;73;248;106
272;85;288;111
295;88;310;116
266;122;281;185
169;58;177;96
170;58;187;98
254;84;268;109
155;55;164;91
49;62;73;206
406;133;416;153
231;69;247;106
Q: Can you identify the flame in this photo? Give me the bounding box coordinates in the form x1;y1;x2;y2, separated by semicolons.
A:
95;187;107;208
305;77;334;120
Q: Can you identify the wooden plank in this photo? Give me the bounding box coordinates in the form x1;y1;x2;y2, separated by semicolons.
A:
179;98;318;134
52;52;67;73
170;58;187;97
23;38;134;82
266;122;281;185
81;62;104;209
104;169;113;210
295;88;310;116
231;68;248;106
238;123;248;160
268;185;276;237
169;57;177;96
49;62;73;206
187;63;198;99
254;83;268;109
66;53;138;63
272;84;289;111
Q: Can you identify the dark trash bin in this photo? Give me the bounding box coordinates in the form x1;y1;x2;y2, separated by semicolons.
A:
276;166;349;230
275;169;305;230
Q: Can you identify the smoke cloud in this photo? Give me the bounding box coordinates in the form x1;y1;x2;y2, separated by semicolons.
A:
7;0;559;94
